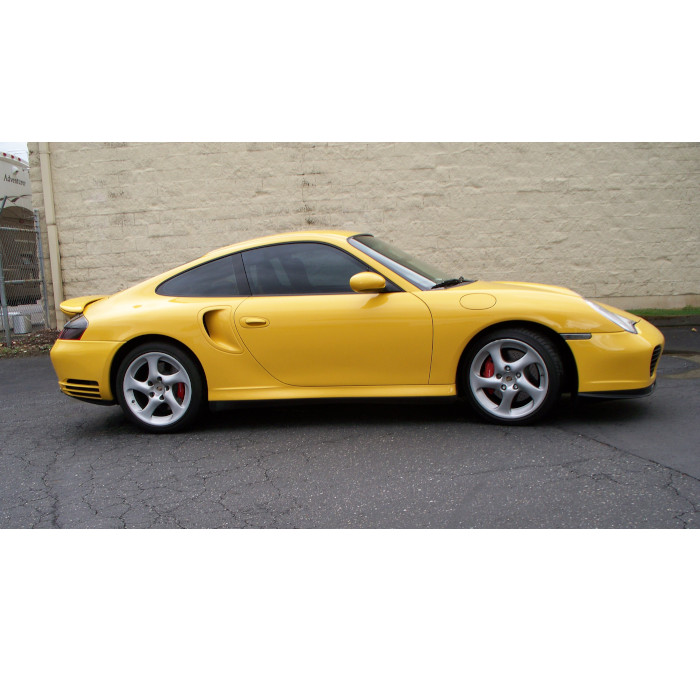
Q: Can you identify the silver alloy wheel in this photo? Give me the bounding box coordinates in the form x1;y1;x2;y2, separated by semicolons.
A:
468;338;549;420
122;351;192;427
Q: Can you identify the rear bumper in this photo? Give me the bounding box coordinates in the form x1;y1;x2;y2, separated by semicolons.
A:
62;395;117;406
50;339;120;402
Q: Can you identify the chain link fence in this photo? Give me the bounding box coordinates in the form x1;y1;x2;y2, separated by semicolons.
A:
0;213;50;347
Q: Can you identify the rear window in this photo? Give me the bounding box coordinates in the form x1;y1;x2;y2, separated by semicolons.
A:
156;254;247;297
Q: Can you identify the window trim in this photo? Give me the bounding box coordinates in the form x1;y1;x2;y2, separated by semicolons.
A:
348;234;437;291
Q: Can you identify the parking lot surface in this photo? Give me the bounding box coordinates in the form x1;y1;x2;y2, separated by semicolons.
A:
1;354;699;528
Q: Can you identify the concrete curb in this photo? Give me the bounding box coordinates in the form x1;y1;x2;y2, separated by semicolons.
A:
639;314;700;328
646;322;700;356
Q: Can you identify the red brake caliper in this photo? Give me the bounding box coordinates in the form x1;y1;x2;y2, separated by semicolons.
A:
176;383;186;401
483;357;495;395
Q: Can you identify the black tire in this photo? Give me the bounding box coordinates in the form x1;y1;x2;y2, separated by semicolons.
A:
460;327;563;425
115;342;205;433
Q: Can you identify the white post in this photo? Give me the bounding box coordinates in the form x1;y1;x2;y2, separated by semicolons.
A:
38;143;65;329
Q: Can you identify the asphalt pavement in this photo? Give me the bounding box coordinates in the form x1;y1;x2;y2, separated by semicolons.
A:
1;338;698;528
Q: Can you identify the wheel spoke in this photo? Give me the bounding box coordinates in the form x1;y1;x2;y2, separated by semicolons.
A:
489;342;508;374
162;370;187;387
510;351;539;374
140;397;161;418
164;391;186;418
517;374;545;400
124;374;150;395
147;355;161;381
472;374;501;391
495;390;517;415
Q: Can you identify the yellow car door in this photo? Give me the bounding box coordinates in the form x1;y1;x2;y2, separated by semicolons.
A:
234;242;433;387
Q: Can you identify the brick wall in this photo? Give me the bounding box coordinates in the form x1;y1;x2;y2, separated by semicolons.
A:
29;142;700;324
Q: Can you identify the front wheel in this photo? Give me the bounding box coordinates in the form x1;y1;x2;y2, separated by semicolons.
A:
461;328;563;425
116;342;205;433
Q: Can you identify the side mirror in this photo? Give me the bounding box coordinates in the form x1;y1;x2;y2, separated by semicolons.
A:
349;272;387;293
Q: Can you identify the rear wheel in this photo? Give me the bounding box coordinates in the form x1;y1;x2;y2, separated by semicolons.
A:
116;342;204;433
461;328;563;425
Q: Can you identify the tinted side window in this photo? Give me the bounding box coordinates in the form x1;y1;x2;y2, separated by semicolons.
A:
242;243;370;295
157;255;245;297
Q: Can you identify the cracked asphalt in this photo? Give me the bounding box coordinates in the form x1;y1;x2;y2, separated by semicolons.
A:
1;353;699;528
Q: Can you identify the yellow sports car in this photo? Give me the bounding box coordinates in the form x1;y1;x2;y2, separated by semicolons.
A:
51;230;664;432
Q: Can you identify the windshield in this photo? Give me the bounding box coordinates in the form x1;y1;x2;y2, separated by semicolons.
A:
349;234;465;291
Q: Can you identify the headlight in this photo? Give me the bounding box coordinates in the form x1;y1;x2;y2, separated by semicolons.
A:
585;301;638;334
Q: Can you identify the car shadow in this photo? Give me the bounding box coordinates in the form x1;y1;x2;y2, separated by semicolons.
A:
550;395;656;426
73;394;661;436
200;397;468;432
201;394;658;432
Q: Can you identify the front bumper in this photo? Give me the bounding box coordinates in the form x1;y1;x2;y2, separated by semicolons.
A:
578;383;656;400
564;318;664;394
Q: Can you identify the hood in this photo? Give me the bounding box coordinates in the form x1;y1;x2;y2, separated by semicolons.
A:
478;280;583;298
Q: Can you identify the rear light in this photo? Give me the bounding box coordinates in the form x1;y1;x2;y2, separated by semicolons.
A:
59;314;88;340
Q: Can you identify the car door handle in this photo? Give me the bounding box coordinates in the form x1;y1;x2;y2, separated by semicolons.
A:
241;316;270;328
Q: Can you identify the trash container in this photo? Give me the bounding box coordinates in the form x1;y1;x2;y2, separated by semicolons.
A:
13;314;32;334
0;311;19;331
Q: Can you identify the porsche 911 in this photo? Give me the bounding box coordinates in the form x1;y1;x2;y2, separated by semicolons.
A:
50;231;664;432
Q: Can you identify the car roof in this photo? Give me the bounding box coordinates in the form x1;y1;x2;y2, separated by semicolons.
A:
202;230;365;261
207;229;360;257
123;230;376;296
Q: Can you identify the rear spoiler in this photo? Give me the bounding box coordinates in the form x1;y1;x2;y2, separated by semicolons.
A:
60;295;108;317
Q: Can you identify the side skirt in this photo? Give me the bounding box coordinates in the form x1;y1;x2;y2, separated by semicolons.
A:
208;384;457;402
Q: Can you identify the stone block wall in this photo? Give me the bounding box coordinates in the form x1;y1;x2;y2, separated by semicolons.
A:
29;142;700;325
